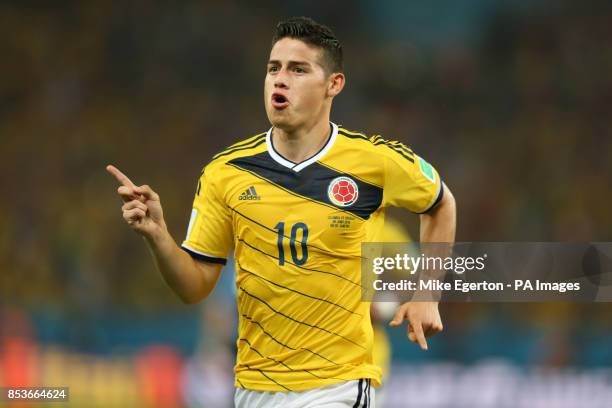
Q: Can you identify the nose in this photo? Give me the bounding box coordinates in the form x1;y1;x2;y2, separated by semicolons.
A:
274;68;289;89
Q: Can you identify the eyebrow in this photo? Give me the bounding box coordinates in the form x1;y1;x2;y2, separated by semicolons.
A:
267;59;312;67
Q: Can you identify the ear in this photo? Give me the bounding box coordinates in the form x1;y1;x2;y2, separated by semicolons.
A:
327;72;345;98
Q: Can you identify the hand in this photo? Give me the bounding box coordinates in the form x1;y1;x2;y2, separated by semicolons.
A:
389;301;443;351
106;164;166;238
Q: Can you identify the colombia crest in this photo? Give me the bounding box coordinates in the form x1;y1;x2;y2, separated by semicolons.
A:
328;176;359;207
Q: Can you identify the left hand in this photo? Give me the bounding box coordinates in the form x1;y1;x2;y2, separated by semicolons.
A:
389;301;443;351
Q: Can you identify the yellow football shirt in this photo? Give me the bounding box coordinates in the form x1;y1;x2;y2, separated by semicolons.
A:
182;122;443;392
371;217;413;382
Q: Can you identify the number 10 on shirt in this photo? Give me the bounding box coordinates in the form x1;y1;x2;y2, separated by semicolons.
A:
274;222;309;266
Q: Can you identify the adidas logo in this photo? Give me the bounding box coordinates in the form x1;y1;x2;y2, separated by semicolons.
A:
239;186;261;201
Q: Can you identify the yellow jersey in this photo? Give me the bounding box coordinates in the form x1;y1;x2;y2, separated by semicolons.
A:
371;218;413;382
182;122;443;392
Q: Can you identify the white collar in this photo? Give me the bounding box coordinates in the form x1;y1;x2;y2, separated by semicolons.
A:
266;122;338;172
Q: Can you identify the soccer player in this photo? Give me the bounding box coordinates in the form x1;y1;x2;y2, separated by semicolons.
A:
107;16;456;407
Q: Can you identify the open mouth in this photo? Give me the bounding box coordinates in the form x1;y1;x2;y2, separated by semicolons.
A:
271;93;289;109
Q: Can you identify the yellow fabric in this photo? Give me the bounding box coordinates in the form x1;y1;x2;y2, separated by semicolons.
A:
372;323;391;381
182;125;442;392
371;217;412;382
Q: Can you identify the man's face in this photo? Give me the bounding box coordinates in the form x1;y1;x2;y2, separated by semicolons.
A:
264;38;331;131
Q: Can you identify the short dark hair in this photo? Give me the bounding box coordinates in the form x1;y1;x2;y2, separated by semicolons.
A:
271;16;343;74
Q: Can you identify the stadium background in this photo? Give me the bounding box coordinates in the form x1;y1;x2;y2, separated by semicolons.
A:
1;0;611;406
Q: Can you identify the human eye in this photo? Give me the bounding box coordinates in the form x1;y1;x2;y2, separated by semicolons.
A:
268;65;279;73
293;66;306;74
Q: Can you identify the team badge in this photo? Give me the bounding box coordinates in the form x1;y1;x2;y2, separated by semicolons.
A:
328;177;359;207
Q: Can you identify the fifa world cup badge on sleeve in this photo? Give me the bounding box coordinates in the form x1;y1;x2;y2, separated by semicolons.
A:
417;156;436;184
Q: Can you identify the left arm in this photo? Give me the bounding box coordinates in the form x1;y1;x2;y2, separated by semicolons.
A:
420;182;456;243
389;182;456;350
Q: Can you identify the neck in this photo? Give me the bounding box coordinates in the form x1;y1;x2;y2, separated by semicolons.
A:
272;120;331;164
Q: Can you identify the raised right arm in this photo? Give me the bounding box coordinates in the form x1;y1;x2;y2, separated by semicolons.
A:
106;164;222;304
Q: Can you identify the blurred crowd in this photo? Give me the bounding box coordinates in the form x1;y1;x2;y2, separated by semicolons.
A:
1;0;612;389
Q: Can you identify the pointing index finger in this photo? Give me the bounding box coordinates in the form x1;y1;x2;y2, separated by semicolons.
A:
411;321;428;351
106;164;136;187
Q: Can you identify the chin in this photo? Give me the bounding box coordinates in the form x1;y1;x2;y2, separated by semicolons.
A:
268;111;296;130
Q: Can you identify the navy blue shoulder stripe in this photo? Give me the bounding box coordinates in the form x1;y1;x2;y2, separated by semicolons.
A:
212;137;267;160
338;129;369;140
338;130;414;163
212;134;267;160
382;143;414;163
217;133;266;153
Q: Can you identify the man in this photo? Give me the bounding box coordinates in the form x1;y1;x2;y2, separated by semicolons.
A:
107;16;456;407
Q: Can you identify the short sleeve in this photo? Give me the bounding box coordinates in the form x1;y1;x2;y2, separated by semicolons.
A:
382;148;443;214
181;167;233;264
